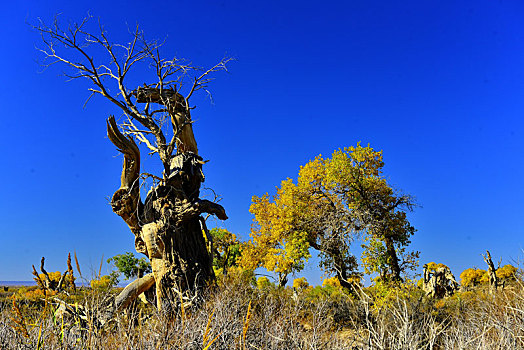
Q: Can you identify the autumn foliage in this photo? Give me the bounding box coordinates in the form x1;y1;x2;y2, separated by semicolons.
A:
460;264;518;288
240;144;418;288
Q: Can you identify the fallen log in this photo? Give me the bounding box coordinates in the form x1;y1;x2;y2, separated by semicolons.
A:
54;273;156;328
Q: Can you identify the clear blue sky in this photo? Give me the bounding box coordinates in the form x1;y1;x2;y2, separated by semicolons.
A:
1;0;523;285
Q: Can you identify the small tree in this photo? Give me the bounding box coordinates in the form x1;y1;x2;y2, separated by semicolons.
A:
495;264;518;281
460;268;486;288
256;276;273;290
209;228;241;275
35;16;231;313
108;252;152;280
292;277;310;290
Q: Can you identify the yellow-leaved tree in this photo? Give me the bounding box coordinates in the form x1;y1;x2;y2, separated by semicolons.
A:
460;268;486;288
460;264;518;288
495;264;518;281
293;277;310;290
240;144;417;290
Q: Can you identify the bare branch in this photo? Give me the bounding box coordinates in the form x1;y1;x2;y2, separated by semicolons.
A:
186;56;234;102
35;14;231;178
122;117;158;154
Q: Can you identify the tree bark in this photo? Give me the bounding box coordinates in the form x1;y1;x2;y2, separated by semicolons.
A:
334;262;357;295
422;264;459;298
31;257;69;294
107;98;227;312
330;246;358;295
278;272;288;287
134;87;198;154
384;237;402;282
114;273;156;312
483;250;504;293
107;104;226;313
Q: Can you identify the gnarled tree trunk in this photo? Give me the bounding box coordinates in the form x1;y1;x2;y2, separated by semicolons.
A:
107;89;227;313
422;264;459;298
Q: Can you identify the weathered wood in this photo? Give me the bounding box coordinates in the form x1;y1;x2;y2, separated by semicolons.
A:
177;199;228;222
40;257;54;289
133;87;198;154
114;273;156;312
483;250;505;293
107;108;226;313
107;116;146;255
56;270;69;291
422;264;459;298
31;265;45;291
31;257;70;293
173;113;198;154
133;87;185;106
107;116;141;191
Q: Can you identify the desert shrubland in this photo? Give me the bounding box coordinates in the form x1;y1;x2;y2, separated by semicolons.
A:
0;268;522;349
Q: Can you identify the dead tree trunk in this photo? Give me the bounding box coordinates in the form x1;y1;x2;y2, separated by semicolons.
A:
107;89;227;313
422;264;459;298
483;250;504;293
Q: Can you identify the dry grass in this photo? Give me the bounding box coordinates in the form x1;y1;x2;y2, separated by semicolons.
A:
0;276;522;349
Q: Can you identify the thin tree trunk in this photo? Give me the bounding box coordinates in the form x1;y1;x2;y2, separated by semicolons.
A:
331;247;358;295
278;272;288;287
384;236;402;282
483;250;504;293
